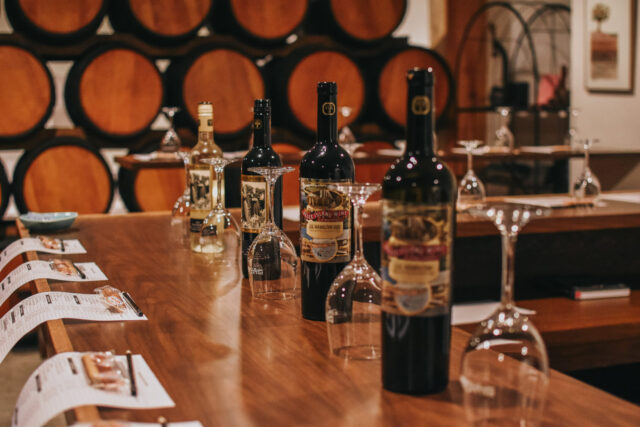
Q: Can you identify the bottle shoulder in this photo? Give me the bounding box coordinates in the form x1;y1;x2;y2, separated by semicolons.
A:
241;147;282;173
382;155;457;202
300;143;354;179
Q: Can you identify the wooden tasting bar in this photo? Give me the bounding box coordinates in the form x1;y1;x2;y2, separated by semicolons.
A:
14;193;640;425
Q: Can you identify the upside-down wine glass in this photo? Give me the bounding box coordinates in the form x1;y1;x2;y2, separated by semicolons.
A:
460;203;550;426
160;107;181;153
326;182;382;360
172;150;191;218
199;157;241;263
495;107;515;150
572;138;601;202
248;166;299;300
457;140;486;210
338;106;362;156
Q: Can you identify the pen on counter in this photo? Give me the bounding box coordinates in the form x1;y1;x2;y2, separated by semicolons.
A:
122;292;144;317
60;240;65;252
126;350;137;397
71;262;86;279
158;416;168;427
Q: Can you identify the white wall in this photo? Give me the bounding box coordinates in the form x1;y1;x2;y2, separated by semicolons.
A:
570;0;640;188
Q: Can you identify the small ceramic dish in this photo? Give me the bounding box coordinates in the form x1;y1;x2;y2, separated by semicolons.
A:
19;212;78;232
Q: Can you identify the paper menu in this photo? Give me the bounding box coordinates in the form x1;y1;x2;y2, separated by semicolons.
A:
72;422;203;427
0;260;107;307
0;291;147;364
0;237;86;273
12;352;174;427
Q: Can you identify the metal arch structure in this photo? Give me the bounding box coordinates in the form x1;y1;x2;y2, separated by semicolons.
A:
453;1;540;110
510;3;571;79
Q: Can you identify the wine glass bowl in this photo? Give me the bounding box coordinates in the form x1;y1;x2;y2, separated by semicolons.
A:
457;140;486;210
325;182;382;360
494;107;515;150
572;139;601;202
199;157;241;263
248;166;299;300
461;203;550;426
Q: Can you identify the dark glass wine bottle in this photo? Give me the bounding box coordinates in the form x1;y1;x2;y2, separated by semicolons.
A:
380;68;456;394
241;99;283;278
300;82;355;321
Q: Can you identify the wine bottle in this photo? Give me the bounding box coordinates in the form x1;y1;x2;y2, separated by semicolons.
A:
300;82;355;321
381;68;456;394
189;102;224;253
241;99;283;278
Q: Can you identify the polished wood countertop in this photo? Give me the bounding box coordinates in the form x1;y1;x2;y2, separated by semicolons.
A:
18;213;640;425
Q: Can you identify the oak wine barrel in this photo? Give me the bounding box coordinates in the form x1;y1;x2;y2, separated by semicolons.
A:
109;0;213;44
0;160;10;219
277;45;365;135
377;46;453;129
13;138;114;214
167;43;265;140
65;44;164;140
5;0;107;44
0;42;54;140
213;0;308;45
308;0;406;44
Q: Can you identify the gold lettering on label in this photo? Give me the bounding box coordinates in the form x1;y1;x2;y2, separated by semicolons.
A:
254;119;262;129
411;96;431;115
322;102;336;116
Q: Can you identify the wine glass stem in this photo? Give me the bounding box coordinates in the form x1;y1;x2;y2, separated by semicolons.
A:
584;149;590;171
501;231;517;307
183;158;190;198
352;201;364;261
466;152;473;173
215;167;224;210
265;177;276;226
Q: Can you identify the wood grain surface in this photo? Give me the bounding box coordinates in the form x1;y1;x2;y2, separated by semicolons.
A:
20;145;113;213
0;45;52;136
182;49;264;135
134;168;185;212
378;48;451;126
287;51;364;132
230;0;307;40
329;0;406;41
128;0;211;36
18;0;103;34
19;213;640;425
79;48;163;136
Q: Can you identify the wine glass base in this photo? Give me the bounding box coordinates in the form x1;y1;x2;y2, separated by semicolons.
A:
331;344;381;360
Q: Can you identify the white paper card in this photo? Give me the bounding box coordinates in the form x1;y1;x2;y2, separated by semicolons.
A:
0;237;86;273
600;192;640;204
0;260;107;308
73;422;203;427
502;195;577;208
12;352;174;427
0;291;147;364
452;302;536;325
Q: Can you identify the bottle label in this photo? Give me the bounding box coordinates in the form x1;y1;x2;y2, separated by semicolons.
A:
241;174;267;233
300;178;351;263
189;166;212;212
381;200;452;317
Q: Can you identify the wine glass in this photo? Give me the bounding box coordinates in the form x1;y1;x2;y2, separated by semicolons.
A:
457;140;486;210
572;138;601;202
172;150;191;218
460;203;550;426
495;107;514;150
160;107;181;153
199;157;241;263
339;106;362;156
326;183;382;360
247;166;299;300
563;107;580;146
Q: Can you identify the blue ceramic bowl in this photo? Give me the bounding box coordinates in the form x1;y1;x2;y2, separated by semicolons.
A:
19;212;78;232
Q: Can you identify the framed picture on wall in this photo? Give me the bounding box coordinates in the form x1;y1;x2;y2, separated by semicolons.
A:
585;0;636;92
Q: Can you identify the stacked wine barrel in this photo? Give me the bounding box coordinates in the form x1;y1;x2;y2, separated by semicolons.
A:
0;0;453;213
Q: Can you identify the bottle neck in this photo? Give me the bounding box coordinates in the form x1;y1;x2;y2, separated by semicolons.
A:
198;115;214;146
405;85;435;157
252;113;271;149
317;93;337;144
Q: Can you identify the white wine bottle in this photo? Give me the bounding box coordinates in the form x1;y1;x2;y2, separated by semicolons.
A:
189;102;224;252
